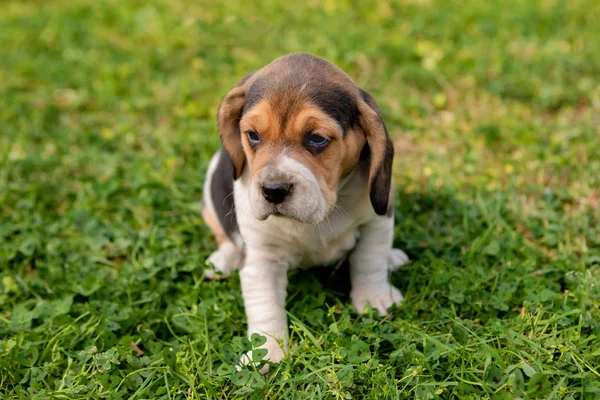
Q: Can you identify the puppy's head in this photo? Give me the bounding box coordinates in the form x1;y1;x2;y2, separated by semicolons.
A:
218;53;393;224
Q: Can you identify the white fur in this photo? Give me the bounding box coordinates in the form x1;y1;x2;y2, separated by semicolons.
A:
249;155;330;223
388;248;410;271
228;160;409;371
205;241;243;280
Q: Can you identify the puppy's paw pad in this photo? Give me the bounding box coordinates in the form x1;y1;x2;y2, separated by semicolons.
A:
388;248;410;271
351;284;404;316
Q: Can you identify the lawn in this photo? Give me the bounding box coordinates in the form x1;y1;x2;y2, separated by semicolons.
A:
1;0;599;398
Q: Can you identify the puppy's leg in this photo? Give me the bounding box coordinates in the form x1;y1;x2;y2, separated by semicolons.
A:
202;150;244;279
239;249;288;372
202;206;243;279
350;215;404;316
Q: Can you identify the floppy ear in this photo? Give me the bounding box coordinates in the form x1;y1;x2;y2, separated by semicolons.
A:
217;73;254;179
357;88;394;216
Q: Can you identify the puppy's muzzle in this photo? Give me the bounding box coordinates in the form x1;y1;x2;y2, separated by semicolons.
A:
250;156;327;223
261;181;293;204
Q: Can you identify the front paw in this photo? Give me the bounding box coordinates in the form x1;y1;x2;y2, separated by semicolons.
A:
351;283;404;316
388;248;410;271
204;242;242;280
241;336;285;374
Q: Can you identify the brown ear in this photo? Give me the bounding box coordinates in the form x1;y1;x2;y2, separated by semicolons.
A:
217;73;254;179
358;89;394;216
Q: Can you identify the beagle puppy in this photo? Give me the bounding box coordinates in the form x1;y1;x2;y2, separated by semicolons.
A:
202;53;409;368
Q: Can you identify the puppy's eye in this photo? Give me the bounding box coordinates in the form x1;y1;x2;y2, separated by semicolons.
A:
307;133;329;147
304;133;330;155
246;130;260;146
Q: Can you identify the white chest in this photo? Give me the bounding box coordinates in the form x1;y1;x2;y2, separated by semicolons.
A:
296;227;360;268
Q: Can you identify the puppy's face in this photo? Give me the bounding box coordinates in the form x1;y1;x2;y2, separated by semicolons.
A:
218;53;394;224
238;97;365;223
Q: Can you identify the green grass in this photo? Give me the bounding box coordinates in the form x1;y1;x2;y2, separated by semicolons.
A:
1;0;599;398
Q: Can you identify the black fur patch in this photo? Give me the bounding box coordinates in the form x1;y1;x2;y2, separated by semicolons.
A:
359;88;394;216
210;151;239;240
369;138;394;216
310;86;358;133
243;78;270;115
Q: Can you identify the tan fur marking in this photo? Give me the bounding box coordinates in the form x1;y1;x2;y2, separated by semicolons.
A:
202;206;231;246
219;84;249;178
340;126;367;178
240;100;284;180
287;104;343;141
240;101;276;140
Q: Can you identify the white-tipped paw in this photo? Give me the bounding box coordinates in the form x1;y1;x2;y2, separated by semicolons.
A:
351;283;404;316
240;336;285;374
204;242;242;280
388;248;409;271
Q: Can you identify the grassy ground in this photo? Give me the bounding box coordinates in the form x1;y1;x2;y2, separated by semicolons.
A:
1;0;599;398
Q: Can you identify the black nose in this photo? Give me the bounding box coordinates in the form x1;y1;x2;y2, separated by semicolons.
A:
261;182;292;204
